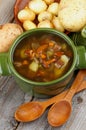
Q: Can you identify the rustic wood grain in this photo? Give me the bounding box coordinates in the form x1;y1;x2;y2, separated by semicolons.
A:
0;77;23;130
0;0;16;24
0;76;33;130
0;0;86;130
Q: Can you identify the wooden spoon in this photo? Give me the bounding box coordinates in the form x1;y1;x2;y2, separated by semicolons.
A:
48;70;86;127
15;70;86;122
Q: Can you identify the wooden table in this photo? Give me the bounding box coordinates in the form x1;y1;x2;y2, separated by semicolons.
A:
0;0;86;130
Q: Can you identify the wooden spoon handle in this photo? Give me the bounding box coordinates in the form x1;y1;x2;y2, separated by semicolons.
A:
42;70;86;107
64;70;86;101
77;79;86;92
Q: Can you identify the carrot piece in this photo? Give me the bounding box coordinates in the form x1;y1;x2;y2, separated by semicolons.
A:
46;59;56;64
54;51;64;57
49;42;54;47
43;58;56;68
37;44;48;53
40;54;46;59
37;71;45;77
22;60;28;65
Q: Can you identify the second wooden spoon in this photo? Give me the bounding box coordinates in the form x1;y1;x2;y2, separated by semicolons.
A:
48;70;86;127
15;70;86;122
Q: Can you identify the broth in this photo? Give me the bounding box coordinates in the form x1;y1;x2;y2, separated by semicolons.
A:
13;33;73;82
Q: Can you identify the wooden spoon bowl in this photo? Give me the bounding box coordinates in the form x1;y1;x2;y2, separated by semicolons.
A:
48;100;72;126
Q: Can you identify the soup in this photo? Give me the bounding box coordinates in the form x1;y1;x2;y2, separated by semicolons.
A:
13;33;73;82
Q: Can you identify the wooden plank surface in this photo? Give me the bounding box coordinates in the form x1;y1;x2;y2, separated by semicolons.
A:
0;0;16;24
0;0;86;130
0;76;33;130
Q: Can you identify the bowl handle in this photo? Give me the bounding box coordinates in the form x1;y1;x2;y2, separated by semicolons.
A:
81;26;86;38
76;46;86;69
70;26;86;47
0;53;11;75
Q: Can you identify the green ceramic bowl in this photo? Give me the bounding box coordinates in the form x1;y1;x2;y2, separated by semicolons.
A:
0;28;86;98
